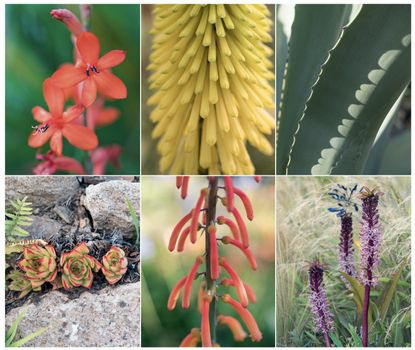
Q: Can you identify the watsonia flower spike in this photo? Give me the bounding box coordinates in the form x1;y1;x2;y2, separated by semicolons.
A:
148;5;275;174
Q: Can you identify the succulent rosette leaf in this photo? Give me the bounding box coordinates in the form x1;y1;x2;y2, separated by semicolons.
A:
102;246;128;284
18;244;57;288
60;242;101;289
7;270;41;298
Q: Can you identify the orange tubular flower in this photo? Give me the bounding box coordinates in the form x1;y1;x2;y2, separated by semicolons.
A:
197;281;206;314
169;210;193;252
177;226;191;252
231;207;249;248
33;150;85;175
208;225;219;280
254;176;261;183
224;177;234;212
222;294;262;342
168;276;187;311
219;257;248;308
50;9;83;37
180;328;201;347
182;256;203;309
221;278;257;304
222;236;257;271
52;32;127;107
190;189;206;244
233;187;254;221
176;176;183;189
181;176;190;199
28;79;98;156
201;296;212;347
217;216;240;241
217;315;247;342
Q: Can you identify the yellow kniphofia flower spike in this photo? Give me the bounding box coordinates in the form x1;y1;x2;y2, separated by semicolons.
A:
148;4;275;174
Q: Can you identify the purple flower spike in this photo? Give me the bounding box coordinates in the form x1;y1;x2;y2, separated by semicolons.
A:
339;213;355;285
309;260;335;336
359;187;382;287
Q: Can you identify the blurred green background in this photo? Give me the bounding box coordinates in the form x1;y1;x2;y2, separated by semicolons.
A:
141;5;276;175
6;4;140;175
141;176;275;346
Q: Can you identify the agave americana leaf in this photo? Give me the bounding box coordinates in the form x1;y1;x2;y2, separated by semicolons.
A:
276;4;352;173
286;5;410;174
378;130;411;175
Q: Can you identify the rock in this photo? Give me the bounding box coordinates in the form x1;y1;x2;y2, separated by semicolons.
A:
53;206;73;224
82;181;139;237
5;283;140;347
6;177;79;209
26;216;62;241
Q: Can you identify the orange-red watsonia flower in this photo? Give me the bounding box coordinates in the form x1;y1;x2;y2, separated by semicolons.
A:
33;150;85;175
50;9;83;37
231;207;249;248
182;256;204;309
180;328;201;347
219;257;248;308
217;216;240;241
190;189;207;243
208;225;219;280
222;236;257;271
222;294;262;342
180;176;190;199
233;187;254;221
223;177;234;212
28;79;98;156
169;210;193;252
52;32;127;107
86;97;120;129
167;275;187;311
217;315;247;342
90;145;122;175
221;278;257;304
201;295;212;347
177;226;191;252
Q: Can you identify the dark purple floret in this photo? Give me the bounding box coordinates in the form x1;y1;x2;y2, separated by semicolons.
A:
359;189;382;287
308;261;335;335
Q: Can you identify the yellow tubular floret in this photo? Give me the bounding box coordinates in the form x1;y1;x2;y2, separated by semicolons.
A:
148;4;275;175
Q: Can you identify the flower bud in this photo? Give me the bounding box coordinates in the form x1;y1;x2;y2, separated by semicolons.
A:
221;278;256;304
177;226;191;252
208;225;219;280
201;296;212;347
224;177;234;212
217;215;240;241
169;210;193;252
233;187;254;220
168;276;187;311
181;176;190;199
179;328;200;347
176;176;183;189
222;236;257;270
50;9;83;37
219;257;248;307
222;294;262;342
231;207;249;248
182;256;204;308
217;315;247;341
190;189;207;243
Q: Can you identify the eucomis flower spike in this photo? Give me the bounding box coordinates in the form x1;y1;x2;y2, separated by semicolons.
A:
167;176;262;346
148;5;275;175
